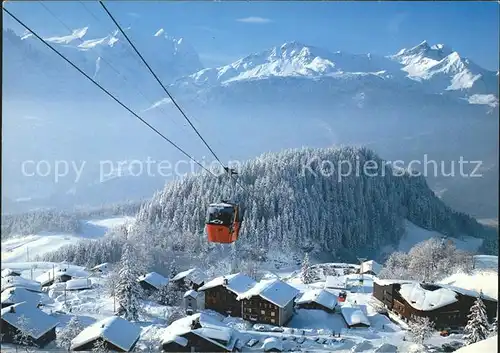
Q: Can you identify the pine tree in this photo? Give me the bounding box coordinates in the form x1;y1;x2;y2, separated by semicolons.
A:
116;242;144;321
490;314;497;336
300;253;314;284
56;316;83;351
463;296;490;345
92;339;109;353
408;315;434;345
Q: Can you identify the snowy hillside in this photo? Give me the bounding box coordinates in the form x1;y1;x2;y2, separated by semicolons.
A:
132;146;496;262
1;217;134;263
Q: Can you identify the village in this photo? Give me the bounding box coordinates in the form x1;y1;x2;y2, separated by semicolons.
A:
1;257;497;352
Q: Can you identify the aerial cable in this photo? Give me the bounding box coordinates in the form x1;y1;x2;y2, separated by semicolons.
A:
2;6;217;178
99;1;254;196
38;1;170;117
99;1;227;169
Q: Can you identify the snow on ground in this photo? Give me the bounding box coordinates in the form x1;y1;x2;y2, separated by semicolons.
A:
455;335;497;353
397;220;484;253
0;259;488;352
1;217;134;263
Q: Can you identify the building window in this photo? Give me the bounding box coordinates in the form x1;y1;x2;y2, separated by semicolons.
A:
247;308;252;313
271;319;276;324
261;310;266;315
271;312;275;317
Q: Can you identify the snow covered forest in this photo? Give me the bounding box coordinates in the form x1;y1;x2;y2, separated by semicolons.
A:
133;147;494;255
1;200;142;239
41;147;497;269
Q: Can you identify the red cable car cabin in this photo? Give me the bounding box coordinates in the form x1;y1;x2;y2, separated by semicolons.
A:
205;202;242;243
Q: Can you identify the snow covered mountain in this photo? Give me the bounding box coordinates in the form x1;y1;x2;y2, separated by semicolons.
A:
391;40;498;104
3;26;203;101
163;40;497;108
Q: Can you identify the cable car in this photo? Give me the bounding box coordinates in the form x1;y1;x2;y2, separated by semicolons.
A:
205;202;242;243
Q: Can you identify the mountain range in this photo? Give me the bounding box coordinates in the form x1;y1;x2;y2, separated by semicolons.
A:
2;27;499;219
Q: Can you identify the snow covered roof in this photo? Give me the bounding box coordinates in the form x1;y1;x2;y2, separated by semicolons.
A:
70;316;141;352
340;304;370;327
161;313;236;351
1;268;22;278
296;289;338;310
1;287;42;307
162;335;188;347
359;260;382;275
374;279;416;286
455;335;497;353
1;302;58;339
36;267;89;286
237;279;300;308
138;272;169;289
1;276;42;292
399;282;458;311
171;268;206;285
208;202;234;208
65;278;92;291
90;263;109;272
198;273;256;295
184;289;199;298
261;337;283;352
325;276;347;289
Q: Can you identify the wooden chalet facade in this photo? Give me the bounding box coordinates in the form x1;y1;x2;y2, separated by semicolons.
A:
241;295;283;326
373;280;498;329
0;318;56;348
203;282;243;317
238;279;299;326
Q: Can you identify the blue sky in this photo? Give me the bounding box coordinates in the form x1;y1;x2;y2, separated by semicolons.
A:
4;1;499;70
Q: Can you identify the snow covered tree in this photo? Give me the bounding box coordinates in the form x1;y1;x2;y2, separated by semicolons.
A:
408;315;434;345
464;296;490;345
300;253;314;284
13;315;35;352
56;316;83;351
155;283;182;306
116;242;144;321
92;339;109;353
490;314;497;336
167;307;186;325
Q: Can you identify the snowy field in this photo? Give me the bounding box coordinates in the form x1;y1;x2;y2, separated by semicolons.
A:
1;217;134;263
397;220;484;253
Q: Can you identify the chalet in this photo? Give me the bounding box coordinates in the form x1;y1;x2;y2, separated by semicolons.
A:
183;290;205;315
1;287;44;308
198;273;256;317
36;266;88;287
295;289;338;313
358;260;382;276
71;316;141;352
171;268;207;291
138;272;169;292
340;304;370;328
1;302;58;348
1;268;22;278
372;280;498;329
160;312;238;352
237;279;300;326
65;278;92;291
1;276;42;293
90;263;109;273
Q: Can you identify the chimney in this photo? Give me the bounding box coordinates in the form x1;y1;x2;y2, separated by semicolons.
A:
223;277;228;286
9;306;15;313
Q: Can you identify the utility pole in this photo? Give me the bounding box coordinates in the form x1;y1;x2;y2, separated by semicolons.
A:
357;257;367;294
26;246;29;262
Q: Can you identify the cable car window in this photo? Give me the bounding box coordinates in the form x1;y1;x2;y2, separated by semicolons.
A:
206;206;234;225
